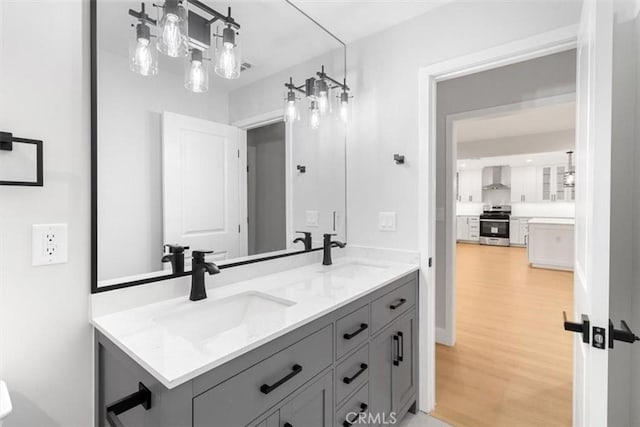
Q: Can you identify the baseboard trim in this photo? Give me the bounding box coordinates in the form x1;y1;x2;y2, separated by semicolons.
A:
436;327;455;346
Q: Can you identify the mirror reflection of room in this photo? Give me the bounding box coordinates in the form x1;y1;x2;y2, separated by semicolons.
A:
96;0;348;287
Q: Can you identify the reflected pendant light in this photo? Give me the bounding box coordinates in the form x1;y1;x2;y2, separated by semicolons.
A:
309;100;321;130
128;3;158;76
338;90;350;123
185;49;209;93
156;0;189;58
215;26;241;79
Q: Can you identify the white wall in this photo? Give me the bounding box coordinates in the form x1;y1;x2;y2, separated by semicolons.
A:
0;1;93;426
458;129;574;158
97;49;228;282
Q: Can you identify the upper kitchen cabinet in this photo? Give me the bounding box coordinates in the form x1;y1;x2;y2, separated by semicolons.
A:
456;169;482;203
537;165;575;202
510;166;537;203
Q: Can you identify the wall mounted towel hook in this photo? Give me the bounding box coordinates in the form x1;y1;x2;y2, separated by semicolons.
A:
297;165;306;173
393;154;405;165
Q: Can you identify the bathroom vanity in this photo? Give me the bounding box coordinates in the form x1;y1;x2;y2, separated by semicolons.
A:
93;259;419;427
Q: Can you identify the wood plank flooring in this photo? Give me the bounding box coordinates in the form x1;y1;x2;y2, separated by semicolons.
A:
431;243;574;427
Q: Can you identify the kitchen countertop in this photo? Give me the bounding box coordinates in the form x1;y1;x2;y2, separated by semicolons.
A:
91;257;418;390
528;217;575;225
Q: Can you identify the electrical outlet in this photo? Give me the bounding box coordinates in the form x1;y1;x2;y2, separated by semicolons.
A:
32;224;68;266
305;210;319;227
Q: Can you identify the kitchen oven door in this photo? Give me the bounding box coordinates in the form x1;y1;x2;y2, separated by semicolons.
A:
480;219;509;239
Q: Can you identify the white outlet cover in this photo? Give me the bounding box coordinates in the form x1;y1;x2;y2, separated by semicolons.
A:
32;223;68;266
378;212;397;232
305;210;319;227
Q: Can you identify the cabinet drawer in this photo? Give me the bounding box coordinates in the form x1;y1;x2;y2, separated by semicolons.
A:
370;280;416;334
336;305;370;360
336;383;369;427
336;344;369;405
468;217;479;225
193;325;333;427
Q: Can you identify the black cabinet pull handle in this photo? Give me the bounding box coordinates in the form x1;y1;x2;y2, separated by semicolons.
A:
398;331;404;362
343;363;368;385
389;298;406;310
106;383;152;427
393;334;400;366
260;364;302;394
342;403;369;427
343;323;368;340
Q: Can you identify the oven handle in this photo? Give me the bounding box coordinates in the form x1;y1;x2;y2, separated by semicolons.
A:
479;219;509;223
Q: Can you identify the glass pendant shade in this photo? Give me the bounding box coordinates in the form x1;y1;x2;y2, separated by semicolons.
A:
284;92;299;122
156;0;189;58
129;23;158;76
185;50;208;93
215;26;241;79
309;101;321;129
338;91;350;123
564;150;575;187
316;79;330;115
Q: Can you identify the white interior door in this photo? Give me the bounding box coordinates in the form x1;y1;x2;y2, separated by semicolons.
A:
162;112;246;263
573;0;613;425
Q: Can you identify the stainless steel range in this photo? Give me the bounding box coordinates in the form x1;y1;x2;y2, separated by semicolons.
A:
479;205;511;246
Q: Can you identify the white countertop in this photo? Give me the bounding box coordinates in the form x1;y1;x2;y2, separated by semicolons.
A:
528;217;575;225
91;257;418;390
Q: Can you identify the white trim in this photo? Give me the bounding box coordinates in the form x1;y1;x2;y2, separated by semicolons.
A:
232;110;294;249
441;93;576;346
417;24;578;414
231;109;284;130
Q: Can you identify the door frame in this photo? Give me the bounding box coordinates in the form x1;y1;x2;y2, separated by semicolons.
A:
442;92;576;345
232;110;294;252
417;25;578;412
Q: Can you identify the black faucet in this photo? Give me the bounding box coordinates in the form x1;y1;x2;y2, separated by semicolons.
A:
322;233;345;266
293;231;313;251
190;250;220;301
161;244;189;274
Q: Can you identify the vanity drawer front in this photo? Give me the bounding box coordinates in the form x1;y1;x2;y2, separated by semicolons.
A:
336;383;369;427
336;344;369;405
371;280;416;334
193;325;333;427
336;305;370;360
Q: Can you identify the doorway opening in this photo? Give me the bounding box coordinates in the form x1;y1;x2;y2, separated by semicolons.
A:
430;52;578;426
246;121;287;255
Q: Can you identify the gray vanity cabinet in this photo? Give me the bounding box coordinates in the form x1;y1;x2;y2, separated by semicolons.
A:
97;271;419;427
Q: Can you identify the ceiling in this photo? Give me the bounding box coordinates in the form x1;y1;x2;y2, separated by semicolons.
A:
289;0;450;44
456;101;576;143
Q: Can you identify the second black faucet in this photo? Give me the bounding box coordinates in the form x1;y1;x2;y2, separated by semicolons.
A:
322;233;345;266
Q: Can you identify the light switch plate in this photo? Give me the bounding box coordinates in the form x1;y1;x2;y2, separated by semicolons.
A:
305;210;319;227
378;212;397;232
32;223;68;266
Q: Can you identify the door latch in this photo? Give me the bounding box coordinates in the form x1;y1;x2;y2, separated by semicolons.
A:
608;319;640;349
563;311;590;343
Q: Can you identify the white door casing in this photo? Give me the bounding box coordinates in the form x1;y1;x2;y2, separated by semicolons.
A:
162;112;245;263
573;0;613;425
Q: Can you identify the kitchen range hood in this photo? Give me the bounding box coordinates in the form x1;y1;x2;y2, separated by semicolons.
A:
482;166;511;190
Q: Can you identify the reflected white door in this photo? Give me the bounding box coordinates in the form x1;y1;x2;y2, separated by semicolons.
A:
162;112;245;262
573;1;613;425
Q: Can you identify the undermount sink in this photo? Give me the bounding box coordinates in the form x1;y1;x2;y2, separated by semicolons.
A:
154;291;296;343
319;262;387;279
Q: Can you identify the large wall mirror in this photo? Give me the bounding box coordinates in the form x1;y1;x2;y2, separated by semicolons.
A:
91;0;349;291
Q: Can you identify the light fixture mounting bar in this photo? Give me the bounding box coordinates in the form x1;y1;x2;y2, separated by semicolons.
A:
189;1;240;29
316;66;349;91
128;3;156;25
285;77;306;95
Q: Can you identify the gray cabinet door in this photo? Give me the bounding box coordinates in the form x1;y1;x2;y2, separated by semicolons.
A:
369;330;393;426
391;313;416;413
280;371;333;427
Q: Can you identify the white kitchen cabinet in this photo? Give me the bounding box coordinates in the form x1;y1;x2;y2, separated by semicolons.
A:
510;166;537;203
528;218;574;270
509;217;530;246
457;169;482;203
456;216;479;242
537;165;575;202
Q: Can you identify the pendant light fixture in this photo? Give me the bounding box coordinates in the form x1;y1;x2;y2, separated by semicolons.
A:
564;150;575;187
214;21;241;79
338;88;351;123
309;100;321;130
185;49;209;92
128;4;158;76
283;78;300;122
155;0;189;58
127;1;241;91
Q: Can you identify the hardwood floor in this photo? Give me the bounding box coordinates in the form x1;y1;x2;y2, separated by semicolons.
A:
431;243;574;427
